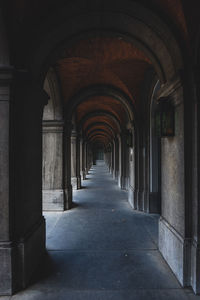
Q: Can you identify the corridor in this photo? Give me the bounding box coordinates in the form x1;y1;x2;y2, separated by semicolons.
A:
3;162;197;300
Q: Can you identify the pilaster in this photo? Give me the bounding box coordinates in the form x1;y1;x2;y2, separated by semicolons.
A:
42;120;65;211
64;121;73;209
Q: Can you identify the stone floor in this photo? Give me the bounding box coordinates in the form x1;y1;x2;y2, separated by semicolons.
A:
2;162;200;299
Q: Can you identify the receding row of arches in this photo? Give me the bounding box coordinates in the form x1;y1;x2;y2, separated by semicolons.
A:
1;0;200;296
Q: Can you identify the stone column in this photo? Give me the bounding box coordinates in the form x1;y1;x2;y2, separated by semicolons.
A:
128;128;136;209
64;122;72;209
71;130;81;189
76;134;81;189
42;120;65;210
82;140;87;180
80;137;83;179
190;70;200;294
106;148;111;172
113;137;119;180
0;70;48;295
118;132;127;189
111;142;114;175
86;143;92;172
137;132;145;211
0;67;14;295
92;147;96;165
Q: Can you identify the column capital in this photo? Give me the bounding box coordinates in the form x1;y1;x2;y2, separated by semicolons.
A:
71;129;78;138
42;120;64;133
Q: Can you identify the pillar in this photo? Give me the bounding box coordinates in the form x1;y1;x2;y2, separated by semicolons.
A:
110;142;114;175
42;120;65;210
71;131;81;190
190;70;200;294
86;143;93;172
80;137;84;179
113;137;119;180
118;132;127;189
64;122;72;209
82;140;87;180
0;67;14;295
0;69;47;295
136;130;145;211
128;128;136;209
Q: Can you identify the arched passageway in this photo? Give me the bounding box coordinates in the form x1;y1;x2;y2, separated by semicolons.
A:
1;0;200;297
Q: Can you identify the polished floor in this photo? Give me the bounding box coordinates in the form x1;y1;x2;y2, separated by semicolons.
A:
2;161;200;299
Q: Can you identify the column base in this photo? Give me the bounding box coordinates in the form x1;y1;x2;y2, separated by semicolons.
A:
118;176;129;190
71;176;81;190
159;217;191;287
64;185;72;209
82;170;86;180
42;189;65;211
114;170;119;181
137;190;145;211
71;177;77;189
128;186;138;209
0;217;45;295
77;176;81;189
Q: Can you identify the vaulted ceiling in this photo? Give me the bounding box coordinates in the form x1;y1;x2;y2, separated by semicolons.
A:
9;0;189;148
55;36;151;146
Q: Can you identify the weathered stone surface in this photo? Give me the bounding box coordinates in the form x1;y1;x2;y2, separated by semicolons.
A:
161;101;184;235
17;218;46;289
42;130;63;190
43;190;65;211
64;185;72;210
0;100;9;240
0;243;14;295
159;217;190;286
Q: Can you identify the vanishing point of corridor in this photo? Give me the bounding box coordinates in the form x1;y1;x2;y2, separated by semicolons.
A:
5;162;197;300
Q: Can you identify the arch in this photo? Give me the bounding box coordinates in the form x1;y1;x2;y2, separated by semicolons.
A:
87;128;114;139
88;132;112;142
79;110;122;133
90;135;110;143
66;85;135;123
27;0;184;85
85;122;116;137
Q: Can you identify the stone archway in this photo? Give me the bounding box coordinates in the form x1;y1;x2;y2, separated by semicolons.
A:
1;0;195;295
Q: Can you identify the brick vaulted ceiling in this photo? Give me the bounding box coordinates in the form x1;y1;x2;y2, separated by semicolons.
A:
55;37;152;146
11;0;187;147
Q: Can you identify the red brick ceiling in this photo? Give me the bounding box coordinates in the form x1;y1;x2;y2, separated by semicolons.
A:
11;0;188;146
83;116;119;134
76;96;127;125
56;37;151;145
